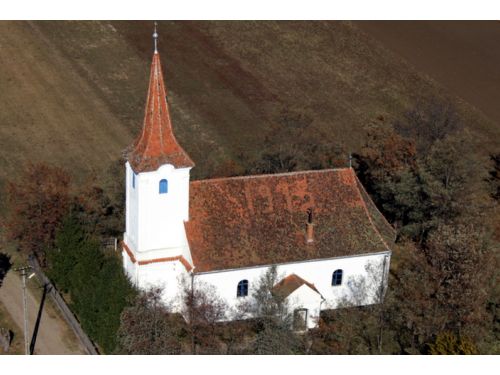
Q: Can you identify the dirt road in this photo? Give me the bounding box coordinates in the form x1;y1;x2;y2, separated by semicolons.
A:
0;271;85;355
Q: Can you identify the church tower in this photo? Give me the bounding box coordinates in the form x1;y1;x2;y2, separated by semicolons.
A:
122;26;194;297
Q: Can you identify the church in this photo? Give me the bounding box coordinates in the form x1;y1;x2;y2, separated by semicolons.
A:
122;31;394;329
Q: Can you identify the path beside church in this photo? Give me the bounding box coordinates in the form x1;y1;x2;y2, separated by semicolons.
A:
0;271;85;355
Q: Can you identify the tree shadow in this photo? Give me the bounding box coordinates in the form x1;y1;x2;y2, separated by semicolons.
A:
0;252;12;287
29;283;48;355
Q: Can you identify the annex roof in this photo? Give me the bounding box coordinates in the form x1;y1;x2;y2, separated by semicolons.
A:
185;168;395;273
272;274;321;298
128;51;194;173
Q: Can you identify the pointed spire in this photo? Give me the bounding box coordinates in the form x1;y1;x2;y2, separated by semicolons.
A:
153;21;158;54
128;38;194;173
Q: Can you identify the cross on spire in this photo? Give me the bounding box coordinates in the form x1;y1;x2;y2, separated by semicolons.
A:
153;21;159;54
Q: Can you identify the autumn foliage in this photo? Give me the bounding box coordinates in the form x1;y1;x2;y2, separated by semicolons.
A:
4;163;71;264
350;104;499;354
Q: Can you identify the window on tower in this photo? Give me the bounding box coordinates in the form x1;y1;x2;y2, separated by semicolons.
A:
159;179;168;194
132;172;135;189
237;279;249;297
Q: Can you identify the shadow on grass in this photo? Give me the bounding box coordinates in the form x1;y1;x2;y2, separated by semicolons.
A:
0;253;11;287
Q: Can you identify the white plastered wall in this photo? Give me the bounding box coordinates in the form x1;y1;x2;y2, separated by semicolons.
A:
193;251;391;327
286;285;324;329
124;162;192;263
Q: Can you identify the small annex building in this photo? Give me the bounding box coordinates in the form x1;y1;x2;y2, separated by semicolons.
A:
122;34;394;329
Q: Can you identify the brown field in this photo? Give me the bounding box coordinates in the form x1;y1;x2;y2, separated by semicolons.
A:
0;21;498;191
355;21;500;127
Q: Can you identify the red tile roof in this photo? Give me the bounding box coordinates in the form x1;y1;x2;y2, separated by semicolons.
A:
122;241;137;263
128;52;194;173
185;168;395;273
272;274;321;298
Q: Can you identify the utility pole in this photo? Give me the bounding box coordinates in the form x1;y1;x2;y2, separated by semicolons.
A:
14;265;34;355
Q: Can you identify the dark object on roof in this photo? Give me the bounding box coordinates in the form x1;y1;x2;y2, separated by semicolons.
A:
185;168;395;273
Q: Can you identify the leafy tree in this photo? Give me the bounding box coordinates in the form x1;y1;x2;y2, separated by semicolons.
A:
319;106;495;354
356;122;483;245
354;121;417;193
385;242;449;353
47;215;86;292
116;287;184;354
377;168;434;242
48;217;136;353
71;246;135;353
4;163;71;264
424;223;495;340
422;130;481;222
385;223;495;354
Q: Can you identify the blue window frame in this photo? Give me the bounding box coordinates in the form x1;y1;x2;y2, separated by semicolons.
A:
332;269;343;286
159;179;168;194
237;280;249;297
132;173;136;189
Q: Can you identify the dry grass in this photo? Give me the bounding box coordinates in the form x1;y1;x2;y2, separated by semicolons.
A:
0;21;498;189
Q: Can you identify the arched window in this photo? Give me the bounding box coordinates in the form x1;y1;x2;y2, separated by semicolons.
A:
237;280;249;297
159;179;168;194
132;173;135;188
332;269;343;286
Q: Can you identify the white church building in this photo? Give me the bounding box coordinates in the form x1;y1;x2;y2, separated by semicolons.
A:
122;33;394;329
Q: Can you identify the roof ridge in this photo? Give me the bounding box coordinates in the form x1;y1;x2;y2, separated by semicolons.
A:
190;167;352;185
273;273;321;296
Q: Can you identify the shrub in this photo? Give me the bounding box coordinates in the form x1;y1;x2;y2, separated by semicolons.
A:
48;216;136;353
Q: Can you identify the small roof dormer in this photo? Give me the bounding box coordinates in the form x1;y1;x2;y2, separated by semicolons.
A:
128;26;194;173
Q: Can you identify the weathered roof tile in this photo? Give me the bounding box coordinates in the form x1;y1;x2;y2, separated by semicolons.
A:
185;168;394;272
128;52;194;173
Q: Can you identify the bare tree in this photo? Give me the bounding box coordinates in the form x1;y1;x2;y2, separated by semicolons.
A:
394;98;462;154
246;266;304;354
308;259;394;355
116;287;184;354
182;279;228;354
